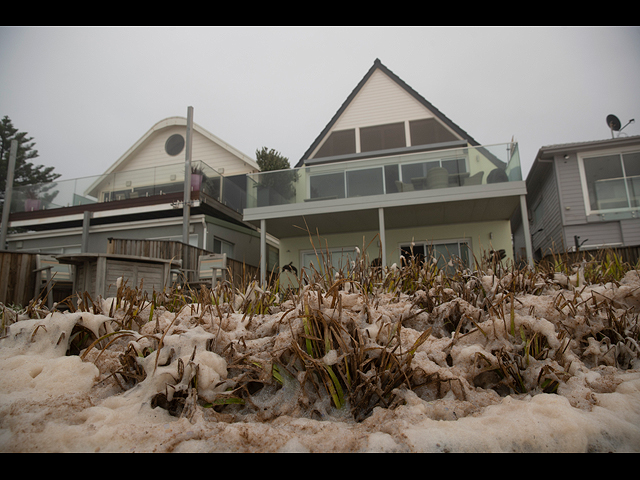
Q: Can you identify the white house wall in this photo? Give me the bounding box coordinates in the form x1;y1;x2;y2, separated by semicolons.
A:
121;126;254;177
278;219;513;272
310;69;461;158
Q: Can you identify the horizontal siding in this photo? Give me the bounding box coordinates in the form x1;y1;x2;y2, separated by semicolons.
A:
554;153;587;225
313;69;461;159
564;222;622;250
531;164;565;255
122;126;254;177
621;218;640;246
334;69;435;131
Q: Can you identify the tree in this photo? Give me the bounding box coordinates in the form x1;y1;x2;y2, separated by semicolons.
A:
0;115;60;208
254;147;297;205
255;147;291;172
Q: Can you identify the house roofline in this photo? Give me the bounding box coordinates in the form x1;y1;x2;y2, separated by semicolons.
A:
104;116;259;176
526;134;640;187
295;59;482;168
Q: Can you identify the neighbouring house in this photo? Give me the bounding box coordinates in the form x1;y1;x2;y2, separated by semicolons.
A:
514;134;640;264
242;59;532;282
4;116;279;292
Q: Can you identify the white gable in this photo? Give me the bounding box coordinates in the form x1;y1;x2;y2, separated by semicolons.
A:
308;68;463;160
106;117;259;177
333;69;435;131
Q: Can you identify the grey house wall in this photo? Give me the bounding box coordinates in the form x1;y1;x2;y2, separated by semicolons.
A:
554;151;640;251
519;139;640;262
6;214;270;270
529;160;565;258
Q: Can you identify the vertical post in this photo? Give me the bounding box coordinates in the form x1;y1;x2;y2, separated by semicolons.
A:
0;140;18;249
378;207;387;267
260;219;266;286
81;211;92;253
520;194;533;267
183;107;193;271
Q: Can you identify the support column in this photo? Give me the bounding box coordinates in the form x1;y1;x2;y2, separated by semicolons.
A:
378;207;387;267
81;211;92;253
183;106;193;270
260;219;266;286
520;194;534;267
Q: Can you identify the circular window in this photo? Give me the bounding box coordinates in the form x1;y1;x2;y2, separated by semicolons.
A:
165;134;185;156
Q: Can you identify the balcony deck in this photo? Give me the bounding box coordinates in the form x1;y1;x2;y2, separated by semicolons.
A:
7;160;249;230
243;142;526;237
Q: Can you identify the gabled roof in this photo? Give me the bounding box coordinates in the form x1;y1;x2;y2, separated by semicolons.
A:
295;59;481;168
526;134;640;188
103;116;259;175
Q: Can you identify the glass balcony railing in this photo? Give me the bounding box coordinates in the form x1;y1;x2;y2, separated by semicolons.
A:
245;142;522;209
9;160;238;214
9;143;523;219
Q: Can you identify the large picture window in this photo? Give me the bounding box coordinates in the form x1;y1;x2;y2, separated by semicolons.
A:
582;151;640;212
400;239;471;274
301;247;357;277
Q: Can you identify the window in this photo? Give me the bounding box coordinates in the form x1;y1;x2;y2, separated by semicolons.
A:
165;134;185;156
360;122;406;152
400;240;471;274
314;129;356;158
582;151;640;212
301;247;357;277
213;237;234;258
409;118;458;146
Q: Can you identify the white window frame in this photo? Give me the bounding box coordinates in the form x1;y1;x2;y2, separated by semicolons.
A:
577;146;640;216
399;238;472;269
300;246;358;277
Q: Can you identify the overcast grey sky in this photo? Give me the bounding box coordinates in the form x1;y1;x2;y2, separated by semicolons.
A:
1;26;639;181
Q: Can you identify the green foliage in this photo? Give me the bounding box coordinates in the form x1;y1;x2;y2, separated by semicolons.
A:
0;115;60;204
255;147;290;172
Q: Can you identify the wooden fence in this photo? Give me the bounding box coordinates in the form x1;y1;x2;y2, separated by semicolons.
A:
0;251;37;307
106;238;259;288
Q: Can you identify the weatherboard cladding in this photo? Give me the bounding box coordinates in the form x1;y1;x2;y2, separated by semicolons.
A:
531;160;564;255
296;59;480;168
532;140;640;252
553;153;588;227
121;126;249;177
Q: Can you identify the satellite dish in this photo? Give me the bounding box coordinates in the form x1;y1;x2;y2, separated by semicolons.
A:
607;114;622;131
607;114;622;138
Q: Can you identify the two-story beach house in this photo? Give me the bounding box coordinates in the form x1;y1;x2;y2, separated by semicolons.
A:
243;59;532;283
515;134;640;263
5;116;279;282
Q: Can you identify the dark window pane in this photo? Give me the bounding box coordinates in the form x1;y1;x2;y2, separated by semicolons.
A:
165;134;185;156
314;129;356;158
384;164;400;193
400;244;426;265
360;122;406;152
409;118;458;146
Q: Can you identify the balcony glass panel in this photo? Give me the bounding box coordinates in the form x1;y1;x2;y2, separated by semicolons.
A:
309;172;345;201
346;167;384;197
9;160;235;214
245;142;522;210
